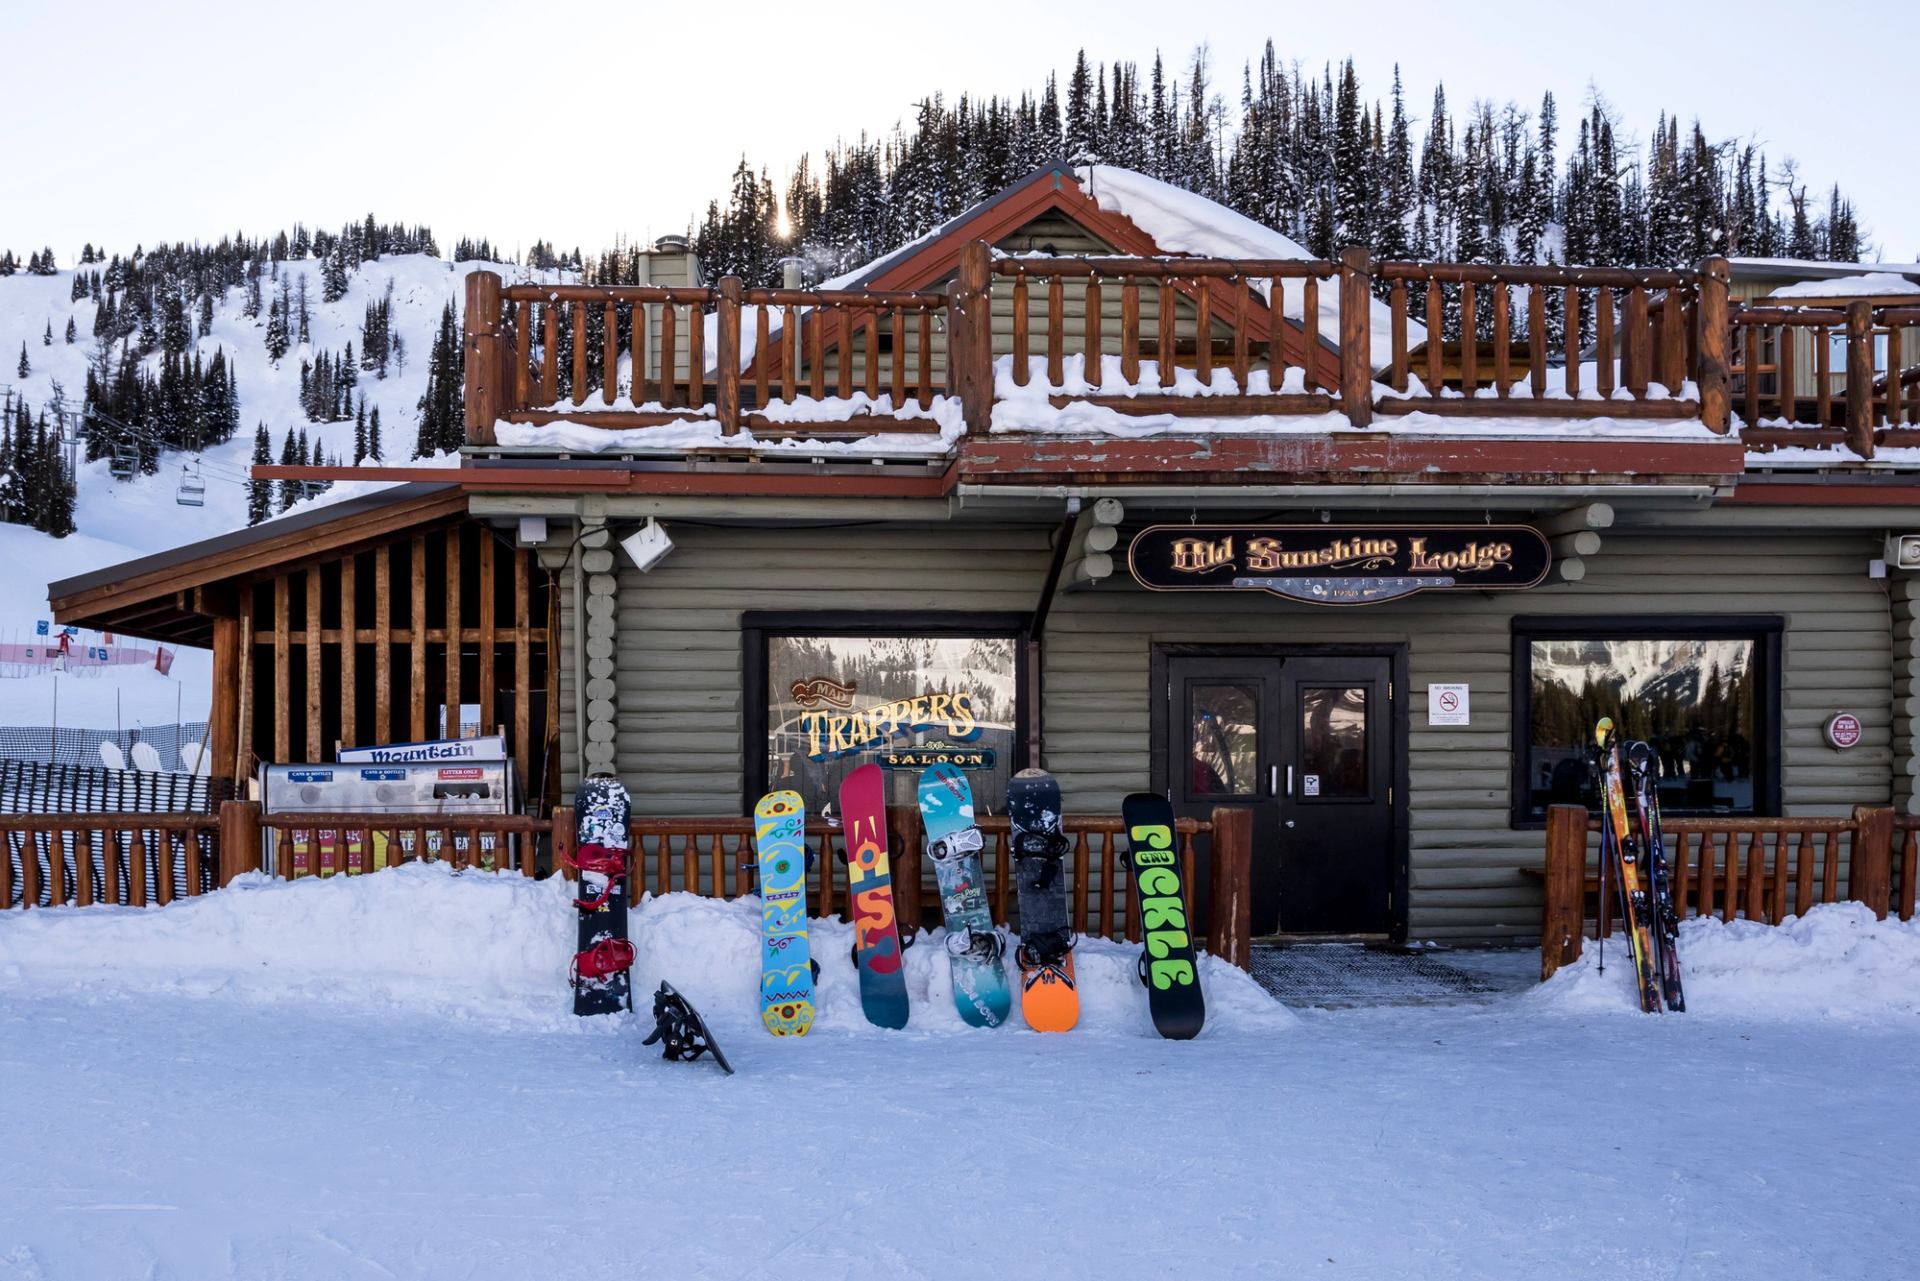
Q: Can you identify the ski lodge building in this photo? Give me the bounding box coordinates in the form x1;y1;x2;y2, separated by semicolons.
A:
44;164;1920;959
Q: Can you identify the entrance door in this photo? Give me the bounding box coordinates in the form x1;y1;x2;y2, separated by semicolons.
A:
1167;652;1398;937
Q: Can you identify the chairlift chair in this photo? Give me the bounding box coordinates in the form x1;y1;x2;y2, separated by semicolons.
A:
175;460;206;507
109;442;138;481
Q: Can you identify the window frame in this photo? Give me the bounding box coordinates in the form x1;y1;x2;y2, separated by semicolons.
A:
741;610;1031;815
1508;614;1784;829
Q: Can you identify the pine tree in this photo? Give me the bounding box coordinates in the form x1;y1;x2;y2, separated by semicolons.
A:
63;317;76;344
367;406;383;461
276;428;299;513
264;280;290;363
353;397;368;464
247;423;273;525
295;273;310;346
16;343;27;378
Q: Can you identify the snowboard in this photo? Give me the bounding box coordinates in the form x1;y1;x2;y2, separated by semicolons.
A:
839;763;910;1030
752;790;816;1036
1009;768;1078;1032
1593;719;1662;1014
571;776;634;1017
918;763;1011;1029
1121;792;1206;1040
1625;740;1687;1013
642;981;734;1075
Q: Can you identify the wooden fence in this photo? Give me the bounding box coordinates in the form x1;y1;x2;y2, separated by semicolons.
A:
1538;804;1908;980
464;246;1764;446
1733;297;1920;457
0;802;1256;969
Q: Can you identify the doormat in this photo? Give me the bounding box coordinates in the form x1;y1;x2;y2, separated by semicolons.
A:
1248;943;1529;1009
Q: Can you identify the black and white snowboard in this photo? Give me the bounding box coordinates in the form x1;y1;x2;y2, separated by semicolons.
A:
571;776;634;1017
1009;769;1078;1032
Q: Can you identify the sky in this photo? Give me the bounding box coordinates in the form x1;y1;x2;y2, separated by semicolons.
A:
3;0;1915;263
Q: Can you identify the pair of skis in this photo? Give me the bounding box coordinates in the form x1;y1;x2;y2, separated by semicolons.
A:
569;776;732;1074
1591;718;1686;1013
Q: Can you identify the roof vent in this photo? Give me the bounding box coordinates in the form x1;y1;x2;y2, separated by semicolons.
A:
653;234;690;253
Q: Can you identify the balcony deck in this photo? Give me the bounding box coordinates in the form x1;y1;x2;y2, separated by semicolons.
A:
458;246;1918;472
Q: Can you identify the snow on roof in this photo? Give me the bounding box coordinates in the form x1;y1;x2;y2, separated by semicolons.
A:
1732;257;1920;280
1074;165;1425;363
1768;272;1920;300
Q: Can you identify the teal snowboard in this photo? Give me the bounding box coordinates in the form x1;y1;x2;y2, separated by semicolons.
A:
918;763;1011;1028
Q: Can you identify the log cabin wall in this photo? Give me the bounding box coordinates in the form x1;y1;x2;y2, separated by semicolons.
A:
238;519;556;808
555;518;1892;942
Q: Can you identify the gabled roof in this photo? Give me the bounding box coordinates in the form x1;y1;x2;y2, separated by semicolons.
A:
49;482;465;646
751;163;1348;387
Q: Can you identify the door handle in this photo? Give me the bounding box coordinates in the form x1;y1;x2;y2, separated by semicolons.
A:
1270;764;1280;795
1284;765;1294;796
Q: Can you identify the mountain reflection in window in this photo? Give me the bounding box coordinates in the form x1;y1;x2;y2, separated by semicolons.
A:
766;635;1017;817
1526;637;1757;818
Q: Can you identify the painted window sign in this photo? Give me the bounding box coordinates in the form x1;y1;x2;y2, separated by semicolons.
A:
766;635;1017;816
1128;525;1551;604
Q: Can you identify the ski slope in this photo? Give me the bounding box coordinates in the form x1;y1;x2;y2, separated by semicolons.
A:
0;253;506;730
0;872;1914;1279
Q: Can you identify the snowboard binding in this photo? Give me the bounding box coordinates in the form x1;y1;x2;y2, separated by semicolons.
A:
641;982;734;1075
570;937;636;986
928;827;984;863
567;842;630;910
1015;928;1076;971
944;925;1005;963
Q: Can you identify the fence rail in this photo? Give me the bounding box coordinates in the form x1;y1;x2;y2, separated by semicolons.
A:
1732;298;1920;456
471;246;1834;450
1538;805;1904;980
0;801;1256;970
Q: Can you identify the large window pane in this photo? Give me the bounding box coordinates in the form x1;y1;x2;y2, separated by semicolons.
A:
767;635;1017;816
1525;636;1759;818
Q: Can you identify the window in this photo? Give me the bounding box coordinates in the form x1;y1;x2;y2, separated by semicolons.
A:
1189;683;1259;796
747;615;1026;817
1300;686;1369;800
1511;618;1780;825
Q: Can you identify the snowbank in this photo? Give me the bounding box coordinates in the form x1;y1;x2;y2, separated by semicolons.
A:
0;867;1291;1037
1534;903;1920;1020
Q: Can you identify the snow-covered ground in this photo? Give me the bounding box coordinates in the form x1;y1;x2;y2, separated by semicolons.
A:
0;870;1914;1279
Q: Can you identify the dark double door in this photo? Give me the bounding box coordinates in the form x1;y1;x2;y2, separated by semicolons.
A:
1167;651;1401;938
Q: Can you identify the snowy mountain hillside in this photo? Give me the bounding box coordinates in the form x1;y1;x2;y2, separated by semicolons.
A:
0;252;514;732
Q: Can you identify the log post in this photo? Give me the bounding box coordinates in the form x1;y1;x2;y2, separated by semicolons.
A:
1695;256;1731;432
715;276;743;436
1338;246;1373;427
1541;804;1587;980
1846;299;1876;459
547;805;574;880
1208;806;1254;970
208;615;239;788
462;270;502;447
951;241;994;435
218;799;262;887
1850;805;1894;918
888;803;925;935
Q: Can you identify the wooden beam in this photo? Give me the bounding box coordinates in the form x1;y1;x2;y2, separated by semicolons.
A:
305;567;322;762
339;553;357;751
235;586;254;785
514;549;531;791
272;576;289;764
478;533;496;736
208;614;239;788
445;527;462;740
410;535;427;742
375;545;392;746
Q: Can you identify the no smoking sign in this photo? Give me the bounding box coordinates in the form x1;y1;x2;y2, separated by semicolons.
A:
1428;683;1471;727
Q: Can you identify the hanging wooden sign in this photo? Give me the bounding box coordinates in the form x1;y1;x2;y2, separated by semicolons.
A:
1127;524;1552;605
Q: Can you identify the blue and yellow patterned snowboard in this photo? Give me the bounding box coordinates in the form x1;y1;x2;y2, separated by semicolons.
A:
753;790;815;1036
918;764;1011;1028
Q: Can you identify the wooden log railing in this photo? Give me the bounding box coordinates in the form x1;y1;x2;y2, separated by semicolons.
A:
478;250;1920;448
1;812;224;909
465;275;953;444
1731;298;1920;459
1539;805;1904;980
0;801;1257;970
